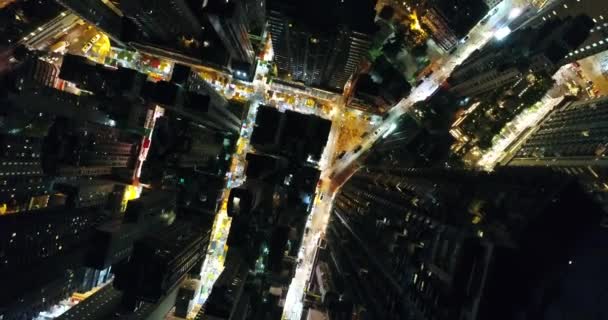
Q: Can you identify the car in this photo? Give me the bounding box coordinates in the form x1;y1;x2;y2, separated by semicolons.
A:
90;34;101;43
416;79;424;87
448;46;458;55
460;35;470;43
81;42;93;53
336;151;346;159
353;145;362;153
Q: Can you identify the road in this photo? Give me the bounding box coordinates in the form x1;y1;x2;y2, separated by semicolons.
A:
282;0;528;318
329;0;522;179
19;11;80;50
21;12;116;68
195;101;261;306
25;1;527;316
194;67;349;319
281;162;336;320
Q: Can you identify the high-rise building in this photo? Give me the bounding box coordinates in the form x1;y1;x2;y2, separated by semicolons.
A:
5;54;117;126
0;203;112;319
249;106;331;165
527;0;608;63
448;14;593;98
243;0;266;36
86;191;177;270
200;249;250;319
0;134;52;213
0;0;64;47
54;189;211;320
54;180;117;208
121;0;202;43
113;220;210;303
420;0;489;51
176;168;226;214
324;166;607;319
324;29;373;91
267;0;377;91
59;54;147;98
1;267;86;320
448;0;608;99
204;0;255;64
12;53;59;89
505;96;608;208
0;201;112;275
267;7;333;87
349;57;412;112
141;80;243;134
56;285;124;320
0;44;229;320
364;114;423;167
45;120;135;174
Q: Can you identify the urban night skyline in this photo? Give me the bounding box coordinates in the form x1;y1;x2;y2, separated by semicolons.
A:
1;0;608;319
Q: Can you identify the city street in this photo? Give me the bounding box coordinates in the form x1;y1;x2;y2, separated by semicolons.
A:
476;95;565;170
19;11;81;50
282;1;531;318
330;109;379;165
6;0;608;318
281;138;337;320
17;1;535;317
190;60;348;319
329;0;523;178
473;53;608;171
20;11;110;65
195;101;261;307
195;68;351;319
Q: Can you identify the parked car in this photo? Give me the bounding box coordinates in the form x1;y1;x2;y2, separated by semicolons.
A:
81;42;93;53
90;33;101;43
